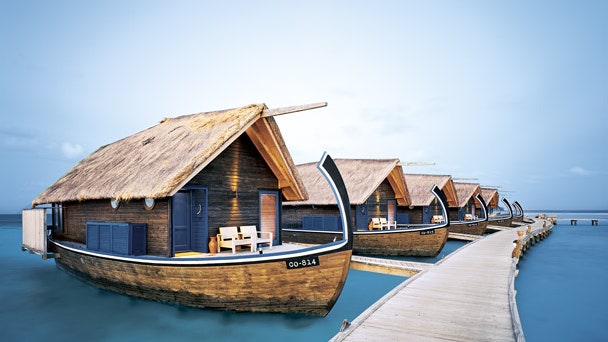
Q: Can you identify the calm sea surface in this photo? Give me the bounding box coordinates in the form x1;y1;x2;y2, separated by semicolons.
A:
1;212;606;341
516;211;608;342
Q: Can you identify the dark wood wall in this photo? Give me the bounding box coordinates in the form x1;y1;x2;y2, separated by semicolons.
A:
365;180;396;219
449;207;460;221
449;198;476;221
282;205;344;228
59;198;170;256
282;179;397;229
186;135;279;238
399;207;423;223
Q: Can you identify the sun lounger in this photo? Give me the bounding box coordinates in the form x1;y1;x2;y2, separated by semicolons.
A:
380;217;397;229
217;226;254;253
370;218;384;230
239;225;273;250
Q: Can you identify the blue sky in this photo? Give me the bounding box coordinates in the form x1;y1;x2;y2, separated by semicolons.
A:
1;0;607;213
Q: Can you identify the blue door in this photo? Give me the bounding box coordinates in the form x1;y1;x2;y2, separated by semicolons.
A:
458;207;466;221
172;188;208;254
356;204;368;230
423;206;431;224
190;189;208;252
172;191;191;253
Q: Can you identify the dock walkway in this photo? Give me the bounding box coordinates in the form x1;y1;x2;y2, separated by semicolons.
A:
448;232;482;241
350;255;433;277
331;219;551;341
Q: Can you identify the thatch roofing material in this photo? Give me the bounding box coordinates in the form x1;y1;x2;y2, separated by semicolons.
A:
33;103;307;205
480;187;499;209
453;182;482;208
404;174;459;207
284;159;410;206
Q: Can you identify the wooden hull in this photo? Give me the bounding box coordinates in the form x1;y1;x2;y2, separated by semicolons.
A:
283;226;448;257
488;217;512;228
448;220;488;235
51;240;351;316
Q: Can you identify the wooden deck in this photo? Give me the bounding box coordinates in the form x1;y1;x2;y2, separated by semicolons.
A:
448;232;482;241
350;256;433;277
331;219;552;341
485;224;512;231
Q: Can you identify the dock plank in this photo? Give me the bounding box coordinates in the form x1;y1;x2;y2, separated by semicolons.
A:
331;220;552;341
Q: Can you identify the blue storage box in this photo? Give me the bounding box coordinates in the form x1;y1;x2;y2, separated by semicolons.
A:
86;221;147;256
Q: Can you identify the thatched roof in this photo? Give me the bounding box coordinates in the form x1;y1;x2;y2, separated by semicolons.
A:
284;159;410;206
33;103;308;205
404;174;458;207
480;187;499;208
453;182;482;208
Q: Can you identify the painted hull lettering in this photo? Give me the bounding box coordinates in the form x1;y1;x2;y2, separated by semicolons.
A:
286;256;320;269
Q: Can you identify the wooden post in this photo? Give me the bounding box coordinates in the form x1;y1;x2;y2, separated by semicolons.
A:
512;239;520;258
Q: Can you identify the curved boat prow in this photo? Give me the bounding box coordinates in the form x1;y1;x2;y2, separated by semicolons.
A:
475;193;489;222
502;198;514;220
513;201;524;217
317;152;353;250
430;185;450;228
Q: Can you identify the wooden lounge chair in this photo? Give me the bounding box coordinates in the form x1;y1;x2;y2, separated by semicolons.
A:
431;215;445;223
370;218;384;230
217;226;254;253
380;218;397;229
239;225;273;250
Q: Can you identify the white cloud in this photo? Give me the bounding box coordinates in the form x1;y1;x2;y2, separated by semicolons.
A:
61;142;84;159
568;166;592;176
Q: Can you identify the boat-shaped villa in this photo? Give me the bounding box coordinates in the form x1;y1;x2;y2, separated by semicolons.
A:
480;187;513;228
282;159;450;257
21;103;354;316
448;182;489;235
512;200;525;223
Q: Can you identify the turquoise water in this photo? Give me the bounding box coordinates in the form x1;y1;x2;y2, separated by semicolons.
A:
3;212;607;341
516;211;608;341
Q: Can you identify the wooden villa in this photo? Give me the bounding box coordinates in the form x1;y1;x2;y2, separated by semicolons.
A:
448;182;488;235
21;103;356;316
480;187;500;214
512;200;525;222
282;159;451;257
403;174;459;224
480;186;513;228
32;103;310;254
283;159;410;231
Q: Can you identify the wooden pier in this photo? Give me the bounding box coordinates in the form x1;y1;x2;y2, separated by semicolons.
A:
553;218;604;226
350;256;433;277
331;219;552;341
448;232;482;241
485;224;511;231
